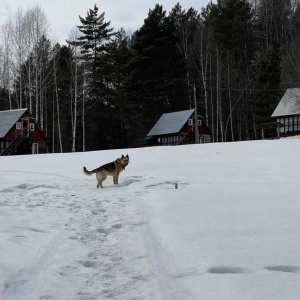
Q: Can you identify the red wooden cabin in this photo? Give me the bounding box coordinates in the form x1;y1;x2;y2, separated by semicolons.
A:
0;108;47;155
146;109;212;146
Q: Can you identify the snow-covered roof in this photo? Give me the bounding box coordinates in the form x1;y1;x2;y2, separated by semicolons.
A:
0;108;27;138
271;88;300;117
147;109;195;137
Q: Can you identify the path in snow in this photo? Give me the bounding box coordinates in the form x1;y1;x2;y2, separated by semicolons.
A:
0;170;157;300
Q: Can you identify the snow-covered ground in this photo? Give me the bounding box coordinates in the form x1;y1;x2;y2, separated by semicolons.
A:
1;137;300;300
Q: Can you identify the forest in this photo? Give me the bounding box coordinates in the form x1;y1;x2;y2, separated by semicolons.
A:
0;0;299;152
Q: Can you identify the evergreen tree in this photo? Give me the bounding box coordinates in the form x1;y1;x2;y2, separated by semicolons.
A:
67;4;118;150
252;43;282;125
67;4;115;102
51;45;74;151
209;0;253;67
0;88;10;110
105;29;133;147
125;4;188;142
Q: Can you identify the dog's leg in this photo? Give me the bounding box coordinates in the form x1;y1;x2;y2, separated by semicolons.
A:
115;173;119;185
96;173;104;188
99;175;107;188
113;175;116;184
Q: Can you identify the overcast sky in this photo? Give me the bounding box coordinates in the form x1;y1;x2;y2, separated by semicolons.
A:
0;0;214;44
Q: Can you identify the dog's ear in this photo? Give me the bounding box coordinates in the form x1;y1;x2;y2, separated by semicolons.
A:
121;154;124;158
126;154;129;158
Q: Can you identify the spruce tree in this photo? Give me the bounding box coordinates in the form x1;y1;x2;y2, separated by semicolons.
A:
67;5;118;150
67;4;115;101
252;43;282;125
125;4;187;141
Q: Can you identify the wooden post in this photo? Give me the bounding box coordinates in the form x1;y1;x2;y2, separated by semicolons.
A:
193;84;199;144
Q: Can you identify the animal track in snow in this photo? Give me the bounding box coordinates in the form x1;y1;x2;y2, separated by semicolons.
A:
207;265;300;274
207;266;248;274
38;295;55;299
78;260;99;268
111;223;123;229
96;227;113;236
265;265;300;273
58;265;77;277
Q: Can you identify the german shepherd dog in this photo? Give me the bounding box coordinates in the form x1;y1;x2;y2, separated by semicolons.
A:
83;154;129;188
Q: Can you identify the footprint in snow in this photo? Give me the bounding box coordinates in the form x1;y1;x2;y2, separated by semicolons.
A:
207;266;248;274
265;265;300;273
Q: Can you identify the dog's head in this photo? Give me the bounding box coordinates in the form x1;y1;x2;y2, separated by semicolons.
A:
120;154;129;168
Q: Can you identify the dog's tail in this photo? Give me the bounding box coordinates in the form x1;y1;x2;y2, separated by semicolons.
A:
83;167;96;176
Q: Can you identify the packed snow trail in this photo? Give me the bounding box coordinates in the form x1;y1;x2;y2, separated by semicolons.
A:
1;169;157;299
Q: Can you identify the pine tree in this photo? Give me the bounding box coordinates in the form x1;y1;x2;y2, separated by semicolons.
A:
105;29;133;147
252;43;282;125
67;4;119;150
67;4;115;101
125;4;188;141
209;0;253;68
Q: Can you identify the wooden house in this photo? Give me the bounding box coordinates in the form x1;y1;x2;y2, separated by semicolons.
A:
271;88;300;138
146;109;212;146
0;108;47;156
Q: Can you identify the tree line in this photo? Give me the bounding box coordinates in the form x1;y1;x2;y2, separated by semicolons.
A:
0;0;299;152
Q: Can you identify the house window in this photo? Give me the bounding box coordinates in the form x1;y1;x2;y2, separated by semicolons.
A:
278;118;284;133
16;122;21;130
198;120;202;126
294;116;299;131
278;116;300;133
30;123;35;131
200;137;205;143
281;117;288;133
188;119;193;125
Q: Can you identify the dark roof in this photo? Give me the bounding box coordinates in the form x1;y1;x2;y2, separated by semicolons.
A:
271;88;300;117
147;109;195;137
0;108;27;138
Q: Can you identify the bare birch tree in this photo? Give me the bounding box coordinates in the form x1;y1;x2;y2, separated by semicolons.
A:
67;27;82;152
170;4;200;109
0;4;49;115
0;20;14;108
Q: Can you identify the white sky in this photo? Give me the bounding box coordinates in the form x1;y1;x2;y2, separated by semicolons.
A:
1;137;300;299
0;0;215;44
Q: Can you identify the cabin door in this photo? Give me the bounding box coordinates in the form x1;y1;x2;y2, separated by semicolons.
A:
32;143;39;154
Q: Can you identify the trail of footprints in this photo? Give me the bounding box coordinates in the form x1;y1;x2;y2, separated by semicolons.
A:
60;193;150;299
